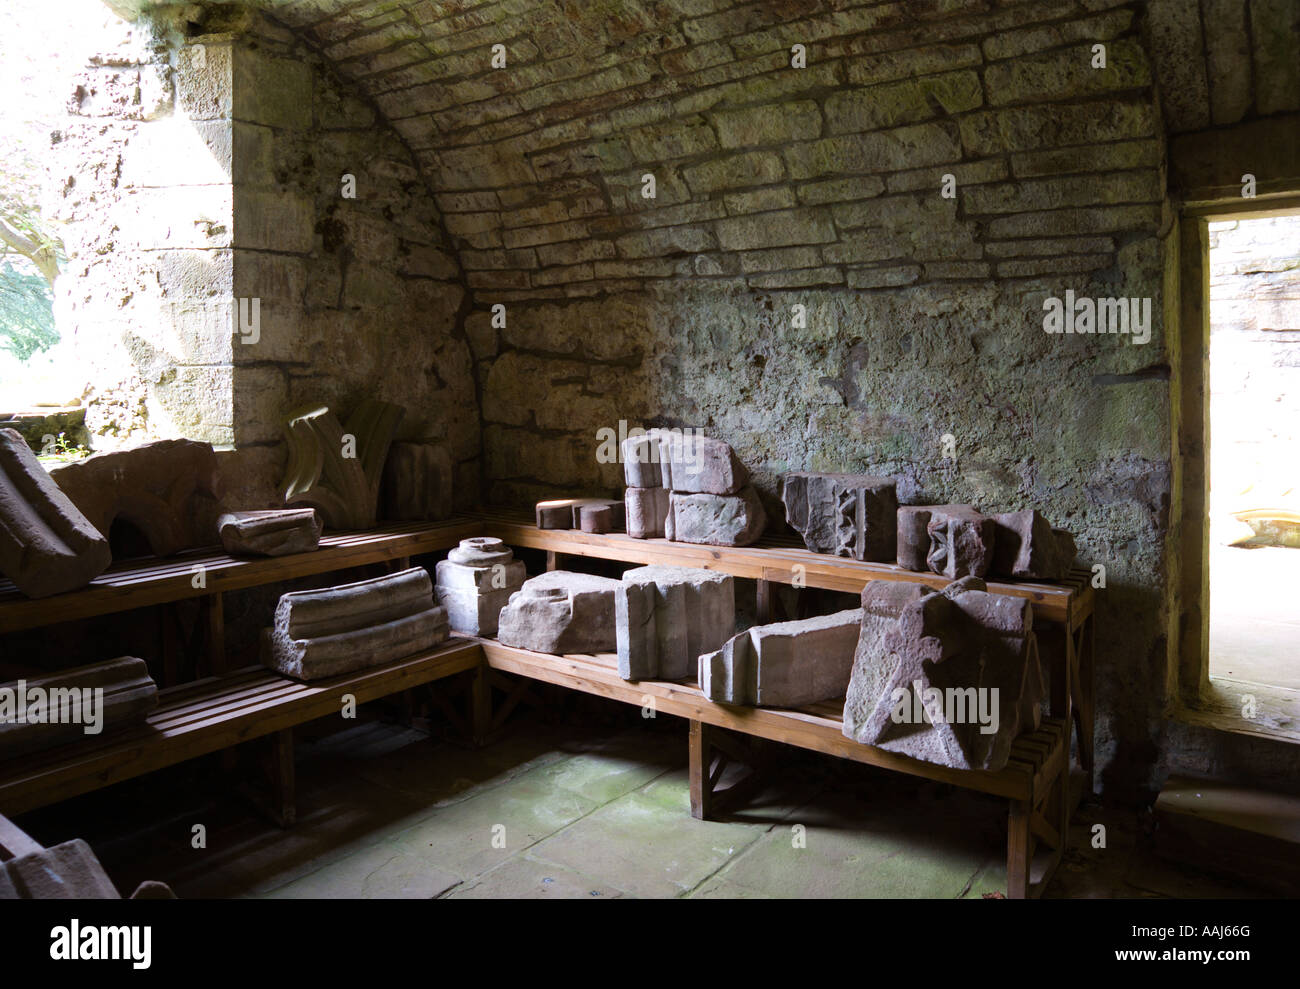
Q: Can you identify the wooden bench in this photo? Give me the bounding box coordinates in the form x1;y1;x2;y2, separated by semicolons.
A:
478;640;1070;898
0;639;481;824
0;517;484;683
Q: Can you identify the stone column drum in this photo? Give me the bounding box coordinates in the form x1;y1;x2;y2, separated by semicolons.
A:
616;565;735;681
435;537;526;636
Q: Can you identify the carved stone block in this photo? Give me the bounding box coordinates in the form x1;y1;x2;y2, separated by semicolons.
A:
781;471;898;561
620;429;748;495
990;510;1077;581
615;565;735;681
218;509;321;557
0;428;110;597
381;441;454;522
625;486;670;539
280;399;404;530
435;537;526;636
926;506;995;579
842;576;1045;771
496;570;622;654
50;438;221;558
268;566;448;681
699;609;862;707
665;486;766;546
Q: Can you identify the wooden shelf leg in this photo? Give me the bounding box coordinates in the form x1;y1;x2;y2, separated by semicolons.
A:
270;728;296;829
205;592;226;677
756;579;772;624
689;719;713;821
470;664;493;747
546;551;558;572
1007;798;1031;900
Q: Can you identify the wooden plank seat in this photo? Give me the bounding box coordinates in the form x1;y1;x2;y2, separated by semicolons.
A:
477;641;1071;898
0;639;482;821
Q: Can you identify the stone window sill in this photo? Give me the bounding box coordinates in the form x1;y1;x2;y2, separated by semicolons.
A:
1173;676;1300;744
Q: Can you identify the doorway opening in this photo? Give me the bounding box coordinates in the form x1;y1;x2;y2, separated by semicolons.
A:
1207;212;1300;692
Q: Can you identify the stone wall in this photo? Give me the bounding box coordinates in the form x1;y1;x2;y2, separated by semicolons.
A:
49;5;478;508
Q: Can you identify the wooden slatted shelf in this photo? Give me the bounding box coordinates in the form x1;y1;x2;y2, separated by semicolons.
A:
475;508;1094;628
0;517;485;635
0;638;481;817
477;639;1071;897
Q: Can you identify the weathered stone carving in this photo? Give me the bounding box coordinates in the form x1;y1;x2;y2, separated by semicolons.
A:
267;566;448;681
616;565;735;681
381;441;453;522
496;570;622;654
782;471;898;561
621;430;748;495
990;510;1077;581
700;609;862;707
535;497;625;532
435;537;526;636
665;487;766;546
625;486;670;538
842;577;1045;772
0;657;158;758
1;840;122;899
218;509;321;557
897;505;969;571
926;505;996;579
280;400;404;530
0;428;111;598
50;439;221;558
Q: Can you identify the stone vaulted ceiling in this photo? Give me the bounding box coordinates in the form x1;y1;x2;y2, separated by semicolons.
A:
120;0;1299;301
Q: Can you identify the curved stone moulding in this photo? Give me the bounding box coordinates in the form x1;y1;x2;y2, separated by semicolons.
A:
268;566;448;682
280;399;404;531
0;656;158;758
0;428;111;598
49;438;222;559
218;508;322;557
616;565;735;681
842;576;1045;773
699;609;862;707
435;537;526;636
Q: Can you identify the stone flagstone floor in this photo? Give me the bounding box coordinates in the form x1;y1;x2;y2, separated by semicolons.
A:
14;704;1261;899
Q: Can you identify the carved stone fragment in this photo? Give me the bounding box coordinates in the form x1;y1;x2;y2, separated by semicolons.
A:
218;509;321;557
621;430;749;496
665;486;766;546
0;657;158;758
615;565;735;681
926;505;996;579
496;570;622;654
50;438;221;558
435;537;526;636
699;609;863;707
625;486;670;539
268;566;448;681
990;510;1077;581
535;497;624;532
781;471;898;561
842;577;1045;771
0;428;110;597
381;441;453;522
280;400;404;530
